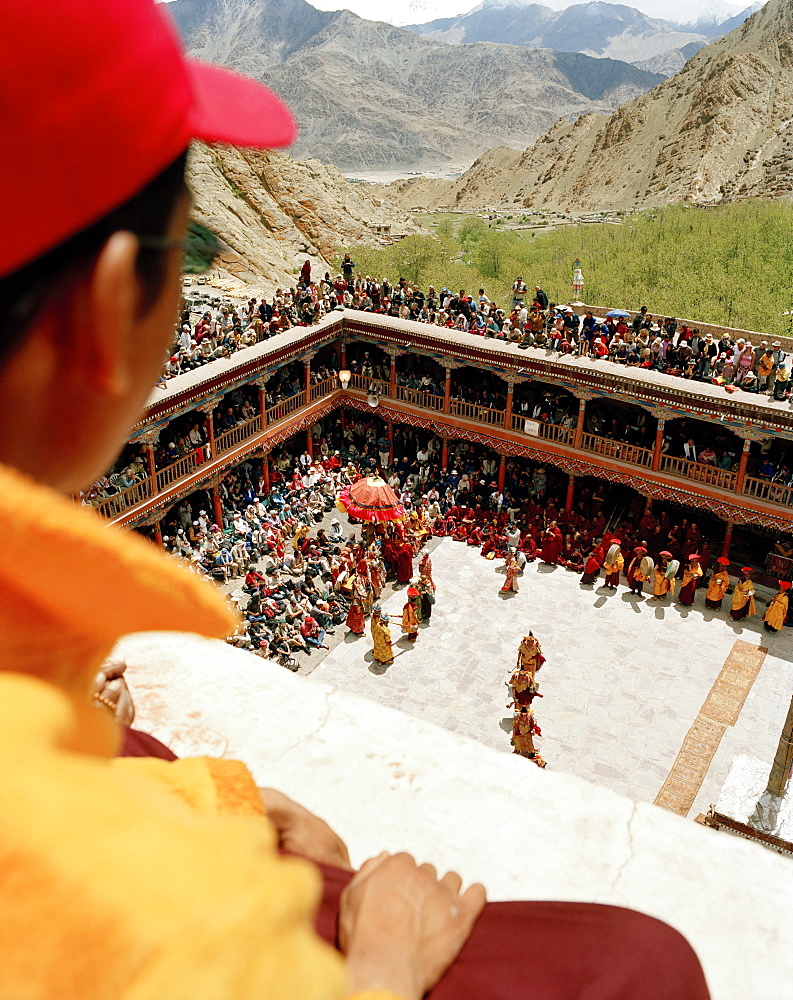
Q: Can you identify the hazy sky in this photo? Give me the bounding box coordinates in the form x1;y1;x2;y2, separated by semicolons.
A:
308;0;746;25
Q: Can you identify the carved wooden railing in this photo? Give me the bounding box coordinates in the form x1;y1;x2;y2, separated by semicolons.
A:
103;385;793;524
449;399;505;424
580;432;654;469
743;474;793;508
156;451;202;492
397;385;443;410
214;415;262;455
266;390;307;424
91;478;152;517
310;376;339;401
350;374;390;397
660;454;737;490
512;414;575;445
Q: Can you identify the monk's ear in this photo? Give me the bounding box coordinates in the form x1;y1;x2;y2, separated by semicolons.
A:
82;231;141;398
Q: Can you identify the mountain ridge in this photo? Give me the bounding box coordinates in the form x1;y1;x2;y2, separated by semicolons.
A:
379;0;793;212
168;0;664;170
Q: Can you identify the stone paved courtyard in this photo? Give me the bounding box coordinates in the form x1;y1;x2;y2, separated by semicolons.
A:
307;537;793;815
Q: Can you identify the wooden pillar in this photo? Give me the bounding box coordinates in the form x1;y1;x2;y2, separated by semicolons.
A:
304;357;312;396
443;367;452;415
340;338;347;370
259;385;268;430
306;430;314;458
651;418;666;472
504;381;514;431
565;474;575;512
211;485;224;529
767;693;793;797
441;439;449;472
735;438;751;494
203;408;216;459
262;455;271;494
497;453;506;492
152;522;163;546
387;418;394;464
573;397;587;450
143;442;157;483
389;354;397;398
721;520;734;559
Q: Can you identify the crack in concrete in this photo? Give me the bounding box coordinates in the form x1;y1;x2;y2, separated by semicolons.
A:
608;800;639;896
263;686;333;770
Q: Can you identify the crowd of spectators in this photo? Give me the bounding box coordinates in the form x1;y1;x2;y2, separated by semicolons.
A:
162;262;350;382
159;255;791;411
147;412;751;638
338;269;790;396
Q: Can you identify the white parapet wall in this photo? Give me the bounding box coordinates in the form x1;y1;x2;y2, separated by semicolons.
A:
117;631;793;1000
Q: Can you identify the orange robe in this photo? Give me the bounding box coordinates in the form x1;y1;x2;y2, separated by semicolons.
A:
0;464;394;1000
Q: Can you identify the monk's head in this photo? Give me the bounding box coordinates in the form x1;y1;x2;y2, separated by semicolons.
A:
0;0;296;494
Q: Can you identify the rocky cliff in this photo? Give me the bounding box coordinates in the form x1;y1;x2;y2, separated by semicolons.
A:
187;143;420;290
381;0;793;212
168;0;664;171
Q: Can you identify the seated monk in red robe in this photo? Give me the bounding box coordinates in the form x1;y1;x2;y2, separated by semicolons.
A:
492;533;508;558
466;523;483;545
454;519;472;541
519;533;538;561
480;528;496;556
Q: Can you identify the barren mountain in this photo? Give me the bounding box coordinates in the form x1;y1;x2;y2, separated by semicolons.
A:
187;143;420;290
168;0;663;171
405;1;710;70
382;0;793;212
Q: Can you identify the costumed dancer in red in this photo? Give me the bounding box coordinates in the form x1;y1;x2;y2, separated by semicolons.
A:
401;585;420;641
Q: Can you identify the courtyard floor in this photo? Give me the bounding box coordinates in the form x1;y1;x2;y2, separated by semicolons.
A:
305;536;793;816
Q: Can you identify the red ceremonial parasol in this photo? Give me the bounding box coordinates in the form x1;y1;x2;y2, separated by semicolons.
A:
336;475;405;523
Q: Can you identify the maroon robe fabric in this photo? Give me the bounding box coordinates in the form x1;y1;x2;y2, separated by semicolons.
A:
395;542;414;582
540;528;563;564
118;735;710;999
312;861;710;1000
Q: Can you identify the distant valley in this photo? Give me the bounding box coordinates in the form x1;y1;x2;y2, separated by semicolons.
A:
168;0;665;171
379;0;793;213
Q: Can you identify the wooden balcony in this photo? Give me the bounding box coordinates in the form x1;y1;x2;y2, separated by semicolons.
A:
660;455;737;491
98;312;793;532
98;377;793;534
581;433;653;469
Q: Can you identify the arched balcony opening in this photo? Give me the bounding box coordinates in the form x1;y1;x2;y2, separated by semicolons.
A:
449;367;507;425
81;441;149;509
309;343;340;385
660;416;742;490
346;343;389;384
511;381;578;444
741;436;793;510
394;353;445;410
577;397;658;469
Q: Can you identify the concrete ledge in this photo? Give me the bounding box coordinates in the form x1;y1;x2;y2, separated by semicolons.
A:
116;631;793;1000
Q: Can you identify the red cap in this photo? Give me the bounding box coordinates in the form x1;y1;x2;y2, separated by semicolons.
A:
716;556;730;565
1;0;297;277
779;581;791;590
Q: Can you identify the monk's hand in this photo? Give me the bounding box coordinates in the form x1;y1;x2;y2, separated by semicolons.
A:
92;658;135;727
339;852;486;1000
258;787;352;870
